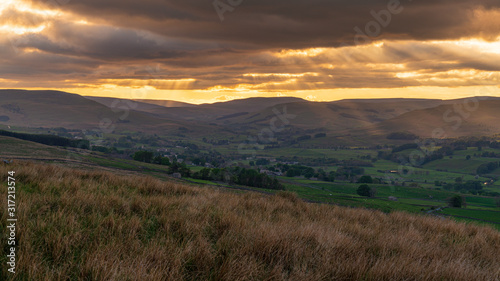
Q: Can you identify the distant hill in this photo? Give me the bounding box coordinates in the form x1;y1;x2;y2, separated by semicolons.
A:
133;99;196;108
142;97;307;121
84;96;179;113
3;89;500;144
218;99;452;132
358;99;500;138
86;96;306;122
0;90;119;129
337;98;442;103
200;97;305;111
0;90;220;135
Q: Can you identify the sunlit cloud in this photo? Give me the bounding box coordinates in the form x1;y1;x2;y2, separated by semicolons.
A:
276;48;328;57
0;0;500;102
0;24;47;35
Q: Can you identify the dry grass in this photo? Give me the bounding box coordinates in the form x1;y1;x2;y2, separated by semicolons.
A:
1;161;499;281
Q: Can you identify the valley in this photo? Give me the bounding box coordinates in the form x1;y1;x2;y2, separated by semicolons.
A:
1;90;499;231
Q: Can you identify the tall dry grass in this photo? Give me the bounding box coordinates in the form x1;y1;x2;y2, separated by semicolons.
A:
0;161;499;281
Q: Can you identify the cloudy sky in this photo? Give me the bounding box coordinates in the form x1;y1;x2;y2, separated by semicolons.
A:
0;0;499;103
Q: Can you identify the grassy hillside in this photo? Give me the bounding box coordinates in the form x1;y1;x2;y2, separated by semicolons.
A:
142;97;306;122
134;99;196;108
215;99;450;130
0;90;230;138
359;99;500;138
1;161;499;280
84;96;179;113
0;90;125;129
0;136;75;159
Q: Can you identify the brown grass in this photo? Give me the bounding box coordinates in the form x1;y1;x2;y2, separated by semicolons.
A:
1;161;499;281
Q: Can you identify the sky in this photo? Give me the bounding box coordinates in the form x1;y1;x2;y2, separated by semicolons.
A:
0;0;499;104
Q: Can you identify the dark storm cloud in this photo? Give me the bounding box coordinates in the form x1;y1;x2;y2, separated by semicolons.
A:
29;0;500;51
1;0;500;94
10;20;221;61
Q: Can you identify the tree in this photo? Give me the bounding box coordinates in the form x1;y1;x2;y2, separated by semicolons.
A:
199;168;211;180
303;168;315;179
255;158;270;166
168;162;191;177
358;175;373;184
161;157;170;166
153;155;162;164
286;169;298;177
133;151;153;163
357;184;371;197
477;161;499;175
448;195;464;208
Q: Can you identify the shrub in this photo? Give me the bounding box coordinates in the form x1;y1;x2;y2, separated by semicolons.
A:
448;195;464;208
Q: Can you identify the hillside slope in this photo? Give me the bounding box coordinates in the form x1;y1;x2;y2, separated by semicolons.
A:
219;99;450;132
1;161;498;280
143;97;307;121
0;90;169;130
0;136;72;159
84;96;179;113
357;99;500;138
0;90;224;135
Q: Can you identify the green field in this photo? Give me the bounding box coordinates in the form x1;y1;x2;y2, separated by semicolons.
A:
2;134;499;231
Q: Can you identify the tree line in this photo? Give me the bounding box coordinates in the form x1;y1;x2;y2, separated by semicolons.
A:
192;167;284;190
0;130;89;149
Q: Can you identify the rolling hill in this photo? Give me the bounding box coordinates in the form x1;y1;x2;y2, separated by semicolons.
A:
138;97;307;122
0;90;224;136
214;99;452;134
134;99;196;108
3;89;500;145
84;96;179;114
355;98;500;139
